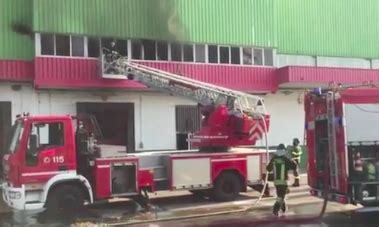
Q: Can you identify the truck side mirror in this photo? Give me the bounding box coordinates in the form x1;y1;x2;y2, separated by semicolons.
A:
27;134;39;166
29;134;38;154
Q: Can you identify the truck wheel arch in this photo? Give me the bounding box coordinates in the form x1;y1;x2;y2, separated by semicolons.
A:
42;173;93;205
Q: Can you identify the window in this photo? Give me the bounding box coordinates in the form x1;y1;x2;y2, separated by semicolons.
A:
195;45;206;63
219;46;230;64
208;45;218;63
101;38;113;50
32;122;64;148
71;36;84;57
242;48;252;65
142;40;156;60
157;41;168;60
26;122;64;166
132;40;143;59
6;121;24;154
231;47;240;64
171;42;182;61
41;34;55;55
264;48;274;66
88;38;100;57
55;35;70;56
183;44;194;62
253;48;263;65
116;39;128;56
101;38;128;57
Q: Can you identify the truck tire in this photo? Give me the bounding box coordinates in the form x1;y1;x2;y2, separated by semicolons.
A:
46;184;84;217
213;172;241;201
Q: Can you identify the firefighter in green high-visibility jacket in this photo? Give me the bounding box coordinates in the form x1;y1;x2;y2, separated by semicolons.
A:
291;138;302;187
365;161;376;181
267;144;297;217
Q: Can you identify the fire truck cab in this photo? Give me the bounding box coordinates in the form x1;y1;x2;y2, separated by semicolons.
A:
2;114;269;215
306;88;379;206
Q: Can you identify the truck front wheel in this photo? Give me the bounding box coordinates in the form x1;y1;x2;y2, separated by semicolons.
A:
46;185;84;217
212;172;241;201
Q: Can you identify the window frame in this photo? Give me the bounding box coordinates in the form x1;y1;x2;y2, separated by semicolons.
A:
263;48;274;66
170;42;183;62
28;121;65;153
70;35;86;57
142;40;157;61
219;45;231;64
230;46;241;65
253;48;264;66
208;44;219;64
183;43;194;62
194;44;206;63
131;40;144;60
87;37;101;58
242;47;253;65
156;41;169;61
39;33;56;56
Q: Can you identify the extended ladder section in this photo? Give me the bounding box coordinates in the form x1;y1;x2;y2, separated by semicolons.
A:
326;91;339;190
99;56;267;118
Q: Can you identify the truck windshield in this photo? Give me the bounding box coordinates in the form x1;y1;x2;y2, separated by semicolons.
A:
5;121;24;154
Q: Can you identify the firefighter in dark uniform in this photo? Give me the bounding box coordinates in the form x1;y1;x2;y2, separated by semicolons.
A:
267;144;297;216
75;120;90;176
291;138;302;187
102;40;121;74
76;120;89;153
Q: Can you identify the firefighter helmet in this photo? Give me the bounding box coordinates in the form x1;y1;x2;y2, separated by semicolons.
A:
293;138;300;146
276;143;287;156
278;143;286;150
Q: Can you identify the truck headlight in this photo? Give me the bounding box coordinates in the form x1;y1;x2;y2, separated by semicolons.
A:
8;191;21;199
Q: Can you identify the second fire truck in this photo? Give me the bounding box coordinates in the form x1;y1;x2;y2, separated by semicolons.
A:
306;86;379;206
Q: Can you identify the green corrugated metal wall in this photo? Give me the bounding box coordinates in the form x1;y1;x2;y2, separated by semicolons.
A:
175;0;276;47
277;0;379;59
32;0;277;47
4;0;379;60
0;0;34;60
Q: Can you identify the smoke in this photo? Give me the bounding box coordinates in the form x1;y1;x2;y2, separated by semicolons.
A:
156;0;187;42
11;21;34;39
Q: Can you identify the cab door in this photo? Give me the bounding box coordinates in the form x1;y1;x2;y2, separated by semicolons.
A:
21;120;71;184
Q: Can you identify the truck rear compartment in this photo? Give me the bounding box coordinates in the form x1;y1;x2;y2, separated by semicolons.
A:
311;102;379;205
348;142;379;204
345;103;379;204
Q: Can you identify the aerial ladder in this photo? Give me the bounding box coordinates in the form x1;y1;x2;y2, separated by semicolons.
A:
99;55;270;151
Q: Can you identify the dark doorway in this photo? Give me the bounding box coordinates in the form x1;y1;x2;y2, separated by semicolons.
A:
0;102;12;171
76;103;135;153
175;105;201;150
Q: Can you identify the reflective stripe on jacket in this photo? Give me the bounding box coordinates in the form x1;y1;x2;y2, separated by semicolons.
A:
267;155;297;186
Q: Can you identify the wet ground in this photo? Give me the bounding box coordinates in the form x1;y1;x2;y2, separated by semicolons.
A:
0;175;377;226
129;202;379;227
2;198;378;227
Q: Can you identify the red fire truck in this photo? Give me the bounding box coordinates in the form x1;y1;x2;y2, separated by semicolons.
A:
2;57;270;215
306;87;379;206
